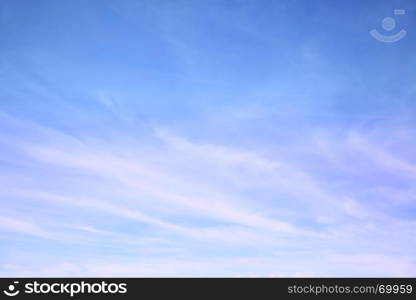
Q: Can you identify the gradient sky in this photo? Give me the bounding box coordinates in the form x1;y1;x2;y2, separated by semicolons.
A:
0;0;415;277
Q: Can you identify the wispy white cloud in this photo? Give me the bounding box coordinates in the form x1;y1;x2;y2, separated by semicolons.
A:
1;0;416;278
0;216;52;240
1;113;415;276
2;253;414;277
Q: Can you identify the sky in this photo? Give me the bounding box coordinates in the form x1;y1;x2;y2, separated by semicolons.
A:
0;0;415;277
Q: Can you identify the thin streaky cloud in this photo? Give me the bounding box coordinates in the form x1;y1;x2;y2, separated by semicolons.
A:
0;0;415;276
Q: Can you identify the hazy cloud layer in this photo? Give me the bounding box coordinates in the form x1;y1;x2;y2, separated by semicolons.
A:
1;0;415;276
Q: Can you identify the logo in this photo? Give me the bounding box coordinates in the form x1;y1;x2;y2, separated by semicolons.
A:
3;281;20;297
370;9;407;43
3;281;127;297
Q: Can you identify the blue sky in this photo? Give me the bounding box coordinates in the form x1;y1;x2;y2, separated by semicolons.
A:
0;0;415;276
